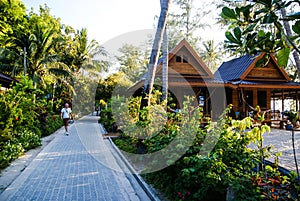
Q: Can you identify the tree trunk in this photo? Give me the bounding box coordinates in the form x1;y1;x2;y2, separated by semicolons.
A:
162;28;168;102
280;6;300;79
141;0;171;108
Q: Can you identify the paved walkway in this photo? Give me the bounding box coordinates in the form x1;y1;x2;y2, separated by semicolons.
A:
261;128;300;173
0;115;153;201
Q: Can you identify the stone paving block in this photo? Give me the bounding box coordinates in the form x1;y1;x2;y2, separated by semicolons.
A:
0;116;152;201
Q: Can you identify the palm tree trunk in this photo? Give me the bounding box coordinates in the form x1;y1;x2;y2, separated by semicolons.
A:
280;6;300;79
141;0;171;108
162;28;168;102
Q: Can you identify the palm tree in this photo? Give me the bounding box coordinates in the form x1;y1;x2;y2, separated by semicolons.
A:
71;28;108;76
27;24;59;86
162;28;168;102
200;40;223;73
142;0;171;108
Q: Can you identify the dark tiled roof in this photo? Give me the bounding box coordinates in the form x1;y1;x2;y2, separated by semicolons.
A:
215;54;259;81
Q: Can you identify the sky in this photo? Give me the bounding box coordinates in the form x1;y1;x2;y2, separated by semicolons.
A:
22;0;161;44
21;0;225;46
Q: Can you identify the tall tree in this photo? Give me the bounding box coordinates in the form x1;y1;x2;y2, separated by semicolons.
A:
167;0;211;49
161;28;168;102
0;0;26;46
0;0;28;76
117;44;149;83
199;40;223;72
142;0;171;108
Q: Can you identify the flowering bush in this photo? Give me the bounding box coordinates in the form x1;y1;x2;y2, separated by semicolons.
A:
0;78;53;169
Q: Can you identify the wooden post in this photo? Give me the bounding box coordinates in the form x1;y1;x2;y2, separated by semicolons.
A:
253;88;258;108
272;92;275;111
296;91;299;112
282;90;285;117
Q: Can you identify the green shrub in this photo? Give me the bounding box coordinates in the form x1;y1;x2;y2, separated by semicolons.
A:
113;95;275;200
0;139;24;169
38;114;63;137
0;78;55;169
17;129;41;151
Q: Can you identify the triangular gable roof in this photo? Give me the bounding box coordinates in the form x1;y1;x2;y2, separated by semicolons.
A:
128;39;215;92
156;39;214;79
215;52;290;82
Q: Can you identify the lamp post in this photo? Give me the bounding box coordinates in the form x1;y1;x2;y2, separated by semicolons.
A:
292;128;300;180
23;47;27;76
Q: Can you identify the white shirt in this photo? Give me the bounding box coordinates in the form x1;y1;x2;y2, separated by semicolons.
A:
61;108;72;119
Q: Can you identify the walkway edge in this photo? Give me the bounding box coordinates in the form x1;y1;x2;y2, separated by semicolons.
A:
107;137;161;201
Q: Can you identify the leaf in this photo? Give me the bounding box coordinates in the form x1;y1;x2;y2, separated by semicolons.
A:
277;48;290;68
240;5;253;19
255;58;265;67
292;21;300;34
257;30;266;37
245;24;257;33
234;27;242;41
263;12;276;24
225;31;240;44
222;7;237;20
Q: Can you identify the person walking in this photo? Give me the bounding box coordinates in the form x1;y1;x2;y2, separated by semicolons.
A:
60;103;73;135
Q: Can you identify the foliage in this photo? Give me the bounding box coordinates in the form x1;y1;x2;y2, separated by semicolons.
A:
72;71;99;117
282;110;298;123
17;129;41;151
252;165;300;200
38;114;63;137
98;102;117;133
0;138;24;169
0;0;26;45
199;40;224;72
0;78;41;138
0;78;44;169
167;0;211;49
117;44;149;83
113;97;298;200
221;0;300;68
95;72;132;109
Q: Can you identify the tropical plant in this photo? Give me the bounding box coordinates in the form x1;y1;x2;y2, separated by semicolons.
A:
221;0;300;77
116;43;149;83
199;40;223;72
0;78;43;169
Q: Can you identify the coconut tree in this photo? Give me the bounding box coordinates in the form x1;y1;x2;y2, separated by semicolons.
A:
142;0;171;108
200;40;223;73
162;28;168;102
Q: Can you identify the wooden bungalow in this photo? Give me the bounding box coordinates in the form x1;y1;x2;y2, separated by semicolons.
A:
129;39;228;117
215;53;300;123
129;39;300;125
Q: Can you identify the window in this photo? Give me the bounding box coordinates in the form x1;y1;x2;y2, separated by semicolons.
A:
175;55;188;63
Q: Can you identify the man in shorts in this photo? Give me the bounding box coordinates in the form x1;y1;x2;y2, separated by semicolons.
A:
60;103;73;135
